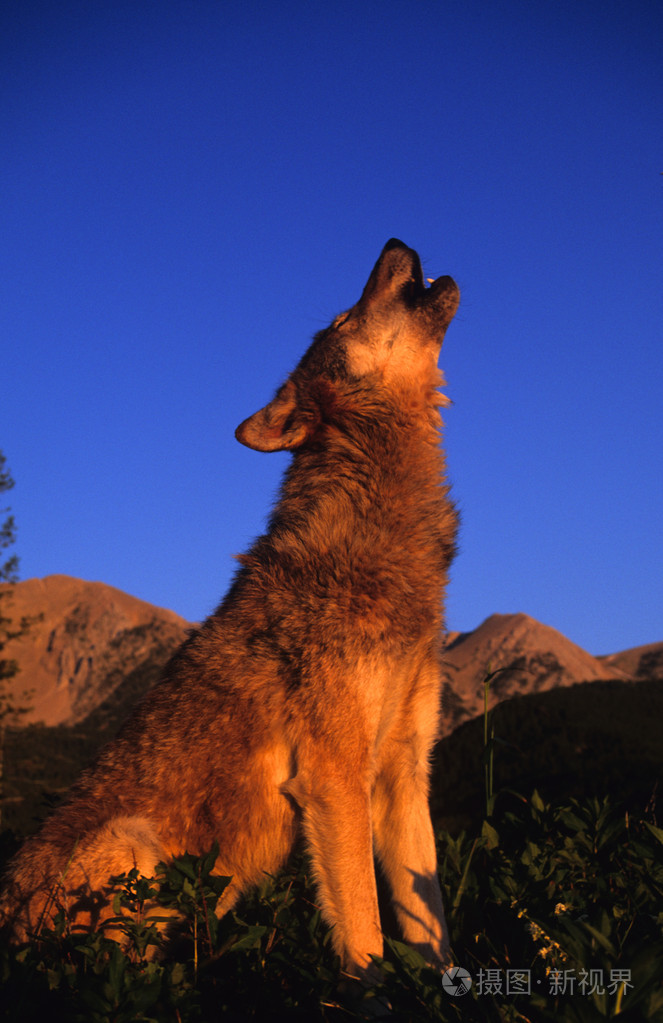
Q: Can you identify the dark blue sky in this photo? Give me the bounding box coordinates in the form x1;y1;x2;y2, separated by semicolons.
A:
2;0;661;654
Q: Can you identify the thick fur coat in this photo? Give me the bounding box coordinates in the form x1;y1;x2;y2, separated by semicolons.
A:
1;239;460;981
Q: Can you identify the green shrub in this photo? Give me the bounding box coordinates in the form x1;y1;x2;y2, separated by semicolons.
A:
2;791;662;1021
4;672;663;1020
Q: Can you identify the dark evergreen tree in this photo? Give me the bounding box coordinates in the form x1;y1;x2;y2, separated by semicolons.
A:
0;451;33;830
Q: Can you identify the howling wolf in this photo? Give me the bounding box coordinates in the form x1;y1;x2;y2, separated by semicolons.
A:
1;239;460;982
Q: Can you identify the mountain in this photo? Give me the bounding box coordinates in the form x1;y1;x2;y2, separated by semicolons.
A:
2;578;661;837
598;641;663;682
2;577;660;734
0;575;190;727
440;612;637;735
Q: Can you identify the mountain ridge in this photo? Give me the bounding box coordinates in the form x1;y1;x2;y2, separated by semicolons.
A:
1;576;660;732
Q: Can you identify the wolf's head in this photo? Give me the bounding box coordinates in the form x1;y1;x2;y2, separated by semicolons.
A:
235;239;459;453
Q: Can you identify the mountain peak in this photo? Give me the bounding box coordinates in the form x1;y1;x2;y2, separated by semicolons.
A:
1;575;190;727
441;611;635;733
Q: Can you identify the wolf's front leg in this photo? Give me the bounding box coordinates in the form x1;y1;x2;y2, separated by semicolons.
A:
371;753;450;968
283;762;383;980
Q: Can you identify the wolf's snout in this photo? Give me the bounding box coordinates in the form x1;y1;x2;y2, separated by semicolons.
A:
425;274;460;320
427;274;458;298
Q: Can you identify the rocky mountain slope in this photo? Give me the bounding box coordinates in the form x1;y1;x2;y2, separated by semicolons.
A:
598;641;663;682
0;576;189;727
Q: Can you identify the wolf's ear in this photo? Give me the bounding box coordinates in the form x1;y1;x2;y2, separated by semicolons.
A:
235;380;311;452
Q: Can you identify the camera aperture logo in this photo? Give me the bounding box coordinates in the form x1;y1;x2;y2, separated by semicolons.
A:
442;967;472;996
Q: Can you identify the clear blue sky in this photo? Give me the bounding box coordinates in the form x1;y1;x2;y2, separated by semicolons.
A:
2;1;661;656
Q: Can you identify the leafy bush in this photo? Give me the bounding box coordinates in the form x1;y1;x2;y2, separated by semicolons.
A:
2;789;662;1021
4;671;663;1020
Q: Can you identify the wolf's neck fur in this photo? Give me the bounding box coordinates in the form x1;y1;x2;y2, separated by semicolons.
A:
231;377;458;637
